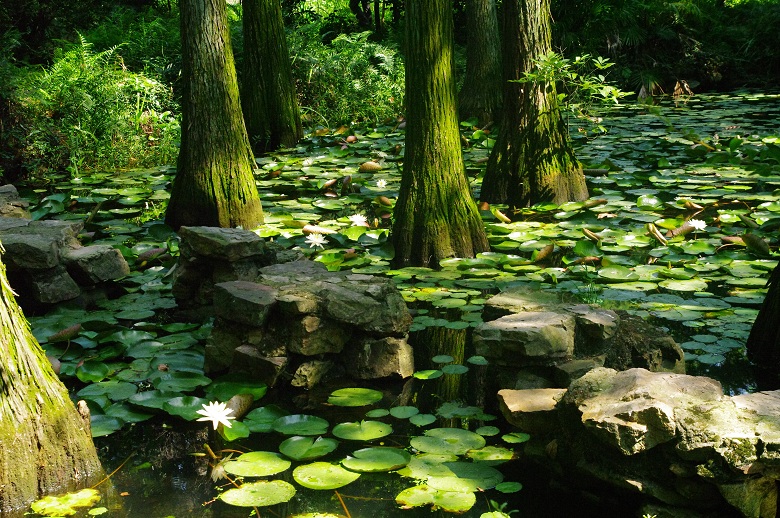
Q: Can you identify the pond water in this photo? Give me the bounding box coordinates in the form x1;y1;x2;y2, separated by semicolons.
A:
23;89;780;517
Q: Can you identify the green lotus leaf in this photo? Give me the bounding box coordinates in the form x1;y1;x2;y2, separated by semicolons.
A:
395;484;476;513
31;488;101;517
279;436;339;461
221;420;251;442
128;390;180;410
293;462;361;490
475;426;500;437
442;364;469;375
409;414;437;427
390;406;420;419
90;414;124;437
244;405;290;433
273;414;330;436
77;380;138;401
223;451;292;477
341;447;411;472
465;445;515;465
365;408;390;418
76;360;110;383
502;432;531;444
597;265;640;282
206;375;268;401
218;480;296;507
432;355;455;364
495;481;523;493
152;372;211;392
413;369;443;380
658;278;708;292
104;403;153;423
327;387;383;407
410;428;486;455
332;420;393;441
162;396;211;421
426;461;504;492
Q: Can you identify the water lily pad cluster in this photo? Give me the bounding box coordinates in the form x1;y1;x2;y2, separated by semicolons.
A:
209;386;522;514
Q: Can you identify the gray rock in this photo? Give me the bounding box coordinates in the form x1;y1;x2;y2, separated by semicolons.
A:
0;185;30;218
474;312;576;363
498;388;567;433
482;286;565;321
230;345;288;388
213;281;277;327
291;360;334;389
0;233;61;270
64;245;130;284
28;266;81;304
178;226;267;261
344;336;414;379
287;315;352;356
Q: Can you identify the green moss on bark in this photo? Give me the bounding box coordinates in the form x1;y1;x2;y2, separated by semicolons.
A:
392;0;489;268
165;0;264;230
0;254;102;515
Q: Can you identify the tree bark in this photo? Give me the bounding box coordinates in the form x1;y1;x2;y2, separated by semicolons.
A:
747;264;780;389
0;253;102;516
165;0;264;230
458;0;502;126
480;0;588;211
392;0;489;268
242;0;302;154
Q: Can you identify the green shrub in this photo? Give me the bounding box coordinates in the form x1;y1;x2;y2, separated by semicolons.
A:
288;27;404;126
8;35;179;181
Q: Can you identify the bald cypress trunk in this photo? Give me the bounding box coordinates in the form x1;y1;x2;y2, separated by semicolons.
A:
165;0;263;230
242;0;302;153
0;253;102;516
392;0;489;268
747;265;780;389
458;0;502;126
480;0;588;211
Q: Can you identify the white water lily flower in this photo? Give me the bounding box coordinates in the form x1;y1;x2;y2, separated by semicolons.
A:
376;179;387;188
348;213;368;226
196;401;235;430
688;219;706;231
305;232;328;249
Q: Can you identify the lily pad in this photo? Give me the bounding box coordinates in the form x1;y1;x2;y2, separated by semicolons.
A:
223;451;292;477
341;447;412;472
245;405;290;433
327;387;383;407
293;462;361;490
410;428;486;455
395;484;476;513
273;414;330;436
390;406;420;419
279;436;339;461
332;420;393;441
162;396;212;421
218;480;296;507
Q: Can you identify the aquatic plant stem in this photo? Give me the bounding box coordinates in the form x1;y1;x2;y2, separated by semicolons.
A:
335;490;352;518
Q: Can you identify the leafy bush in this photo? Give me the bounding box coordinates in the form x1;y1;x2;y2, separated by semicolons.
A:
5;35;179;181
288;27;404;126
551;0;780;92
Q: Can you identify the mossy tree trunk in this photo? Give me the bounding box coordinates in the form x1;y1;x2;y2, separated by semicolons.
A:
165;0;263;230
458;0;502;126
242;0;302;154
747;264;780;389
0;253;102;516
480;0;588;211
392;0;489;268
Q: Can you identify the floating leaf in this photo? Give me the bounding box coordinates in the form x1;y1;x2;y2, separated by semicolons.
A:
410;428;486;455
219;480;296;507
332;420;393;441
273;415;330;436
245;405;290;433
341;447;411;472
327;388;383;407
223;451;292;477
409;414;437;427
390;406;420;419
293;462;361;490
395;484;476;513
279;436;339;461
